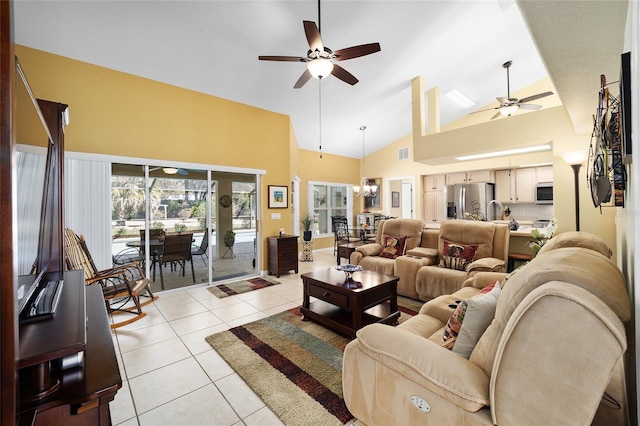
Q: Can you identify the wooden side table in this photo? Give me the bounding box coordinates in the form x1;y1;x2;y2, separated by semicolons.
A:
300;240;313;262
268;235;299;277
337;241;365;265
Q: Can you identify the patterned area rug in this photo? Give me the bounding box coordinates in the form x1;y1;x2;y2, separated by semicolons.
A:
205;297;422;425
207;276;281;298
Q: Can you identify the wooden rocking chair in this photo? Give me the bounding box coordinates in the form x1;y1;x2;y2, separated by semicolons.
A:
63;228;158;329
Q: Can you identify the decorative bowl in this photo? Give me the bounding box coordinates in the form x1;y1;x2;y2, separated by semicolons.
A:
336;264;363;286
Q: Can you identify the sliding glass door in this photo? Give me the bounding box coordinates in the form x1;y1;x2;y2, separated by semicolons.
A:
111;164;258;292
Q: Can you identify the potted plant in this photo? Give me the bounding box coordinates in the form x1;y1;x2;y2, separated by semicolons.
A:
224;229;236;248
301;213;316;242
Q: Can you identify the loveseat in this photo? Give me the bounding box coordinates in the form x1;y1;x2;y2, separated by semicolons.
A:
343;232;630;425
350;219;509;300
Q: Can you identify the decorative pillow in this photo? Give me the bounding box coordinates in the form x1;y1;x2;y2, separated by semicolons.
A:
452;282;501;358
380;234;407;259
441;301;467;350
439;240;478;271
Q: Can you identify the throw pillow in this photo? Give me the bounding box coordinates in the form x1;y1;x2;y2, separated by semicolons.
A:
452;282;501;359
380;234;407;259
441;301;467;350
439;240;478;271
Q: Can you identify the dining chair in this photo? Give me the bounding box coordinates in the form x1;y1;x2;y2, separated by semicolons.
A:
63;228;157;329
331;215;359;254
156;233;195;289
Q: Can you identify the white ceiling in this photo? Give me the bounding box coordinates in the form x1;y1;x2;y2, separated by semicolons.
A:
13;0;554;159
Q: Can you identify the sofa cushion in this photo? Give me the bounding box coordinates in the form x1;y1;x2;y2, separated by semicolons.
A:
452;283;501;359
439;240;478;271
380;234;407;259
441;301;467;349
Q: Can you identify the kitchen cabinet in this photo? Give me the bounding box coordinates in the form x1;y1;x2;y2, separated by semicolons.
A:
445;172;468;185
424;174;446;191
537;166;554;183
495;168;536;203
445;170;495;185
424;190;445;223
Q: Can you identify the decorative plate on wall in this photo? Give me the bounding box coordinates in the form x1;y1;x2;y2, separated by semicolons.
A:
219;194;232;208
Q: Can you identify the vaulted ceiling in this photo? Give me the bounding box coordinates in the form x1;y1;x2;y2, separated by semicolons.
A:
13;1;628;159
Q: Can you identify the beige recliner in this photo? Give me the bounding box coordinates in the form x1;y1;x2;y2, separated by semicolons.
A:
343;238;630;425
349;218;425;274
415;220;509;300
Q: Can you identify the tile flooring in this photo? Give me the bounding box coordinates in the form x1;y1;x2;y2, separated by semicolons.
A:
109;247;626;425
109;247;338;425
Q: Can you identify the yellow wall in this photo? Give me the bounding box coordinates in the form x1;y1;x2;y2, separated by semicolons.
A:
16;45;294;270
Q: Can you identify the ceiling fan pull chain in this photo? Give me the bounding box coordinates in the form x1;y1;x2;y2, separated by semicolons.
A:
319;79;323;159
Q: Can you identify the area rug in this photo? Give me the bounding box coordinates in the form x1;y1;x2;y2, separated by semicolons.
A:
205;297;422;425
207;276;281;298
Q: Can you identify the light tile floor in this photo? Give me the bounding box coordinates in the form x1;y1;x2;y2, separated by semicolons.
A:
109;247;339;426
109;247;626;426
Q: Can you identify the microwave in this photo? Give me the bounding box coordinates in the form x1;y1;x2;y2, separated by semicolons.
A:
535;182;553;204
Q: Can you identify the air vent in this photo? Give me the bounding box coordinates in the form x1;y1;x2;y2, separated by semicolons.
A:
398;147;409;161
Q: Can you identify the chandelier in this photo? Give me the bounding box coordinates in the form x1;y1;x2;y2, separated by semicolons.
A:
353;126;378;198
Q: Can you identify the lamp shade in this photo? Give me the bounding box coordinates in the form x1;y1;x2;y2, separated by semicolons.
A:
162;167;179;175
561;150;588;166
307;58;333;79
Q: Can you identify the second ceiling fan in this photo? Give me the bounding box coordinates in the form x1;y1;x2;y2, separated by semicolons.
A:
258;0;381;88
473;60;553;119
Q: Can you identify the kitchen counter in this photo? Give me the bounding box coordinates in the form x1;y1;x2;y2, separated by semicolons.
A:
425;219;544;238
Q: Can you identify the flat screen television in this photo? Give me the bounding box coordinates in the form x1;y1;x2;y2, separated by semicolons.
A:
15;58;64;323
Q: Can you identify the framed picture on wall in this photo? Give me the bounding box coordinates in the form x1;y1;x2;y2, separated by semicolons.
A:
392;191;400;208
268;185;288;209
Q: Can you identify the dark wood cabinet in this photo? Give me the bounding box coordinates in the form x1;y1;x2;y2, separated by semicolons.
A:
267;236;299;277
17;271;121;426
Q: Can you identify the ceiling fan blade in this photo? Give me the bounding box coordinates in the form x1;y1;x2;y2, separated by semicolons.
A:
490;111;502;120
303;20;323;52
258;55;307;62
331;64;359;85
519;91;553;104
470;106;499;114
177;168;189;175
496;97;508;104
519;103;542;111
294;69;312;89
333;43;381;61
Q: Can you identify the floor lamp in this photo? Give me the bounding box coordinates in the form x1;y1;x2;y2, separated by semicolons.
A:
561;151;588;231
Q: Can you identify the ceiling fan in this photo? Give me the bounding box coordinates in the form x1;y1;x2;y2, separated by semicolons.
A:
149;166;189;176
473;60;553;119
258;0;381;88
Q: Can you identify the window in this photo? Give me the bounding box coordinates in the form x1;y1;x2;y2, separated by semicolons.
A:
308;182;353;235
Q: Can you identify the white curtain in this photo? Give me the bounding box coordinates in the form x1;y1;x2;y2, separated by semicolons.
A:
16;151;46;275
64;157;112;270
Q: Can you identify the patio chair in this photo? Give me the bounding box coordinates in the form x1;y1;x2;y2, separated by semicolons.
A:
155;233;195;289
191;229;210;265
63;228;157;329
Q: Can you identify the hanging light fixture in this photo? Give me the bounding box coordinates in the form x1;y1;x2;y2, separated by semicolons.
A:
353;126;377;198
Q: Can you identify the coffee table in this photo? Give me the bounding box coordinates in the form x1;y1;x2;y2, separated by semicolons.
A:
300;268;400;338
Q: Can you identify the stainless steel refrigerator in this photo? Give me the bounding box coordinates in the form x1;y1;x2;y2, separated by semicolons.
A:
445;183;495;221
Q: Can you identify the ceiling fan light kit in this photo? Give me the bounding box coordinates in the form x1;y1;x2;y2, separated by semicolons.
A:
162;167;179;174
307;57;333;78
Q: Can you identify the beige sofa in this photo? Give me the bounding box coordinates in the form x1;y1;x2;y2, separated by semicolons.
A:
350;219;509;300
343;232;630;425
